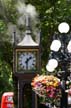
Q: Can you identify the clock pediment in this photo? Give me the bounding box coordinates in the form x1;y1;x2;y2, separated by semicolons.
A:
18;30;39;46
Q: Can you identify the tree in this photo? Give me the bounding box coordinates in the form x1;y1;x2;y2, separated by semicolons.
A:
0;0;17;101
0;59;13;101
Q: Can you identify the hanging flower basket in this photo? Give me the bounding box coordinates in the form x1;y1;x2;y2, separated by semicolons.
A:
31;75;61;104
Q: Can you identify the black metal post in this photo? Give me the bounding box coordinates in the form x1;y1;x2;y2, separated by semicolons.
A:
60;34;68;108
60;62;68;108
13;29;16;46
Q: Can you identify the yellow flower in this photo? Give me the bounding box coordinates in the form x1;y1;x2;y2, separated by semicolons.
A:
53;82;58;87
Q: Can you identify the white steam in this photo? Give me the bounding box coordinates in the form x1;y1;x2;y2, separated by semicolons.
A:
6;1;40;44
17;16;25;25
17;2;26;15
17;1;39;27
26;4;38;18
16;1;40;44
17;2;38;18
7;23;22;44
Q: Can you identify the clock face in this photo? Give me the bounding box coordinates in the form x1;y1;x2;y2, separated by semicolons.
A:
16;49;39;72
18;52;36;70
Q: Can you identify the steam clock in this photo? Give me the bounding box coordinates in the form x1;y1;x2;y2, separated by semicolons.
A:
13;16;41;108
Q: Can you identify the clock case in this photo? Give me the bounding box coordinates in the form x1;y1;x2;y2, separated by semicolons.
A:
13;45;41;77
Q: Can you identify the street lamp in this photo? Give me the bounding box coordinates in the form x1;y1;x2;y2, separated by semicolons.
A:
46;22;71;108
46;59;58;72
50;39;61;52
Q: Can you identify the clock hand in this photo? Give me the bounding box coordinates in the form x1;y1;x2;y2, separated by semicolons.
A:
25;57;32;63
25;57;31;63
25;56;32;69
28;56;32;60
25;58;28;69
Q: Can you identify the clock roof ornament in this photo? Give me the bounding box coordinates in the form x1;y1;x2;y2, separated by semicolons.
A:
18;15;39;46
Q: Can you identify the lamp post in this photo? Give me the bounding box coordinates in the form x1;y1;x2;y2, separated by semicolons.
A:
46;22;71;108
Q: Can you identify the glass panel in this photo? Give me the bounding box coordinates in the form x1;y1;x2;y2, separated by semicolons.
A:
23;84;32;108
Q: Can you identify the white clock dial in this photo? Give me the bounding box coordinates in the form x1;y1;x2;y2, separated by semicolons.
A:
18;52;36;70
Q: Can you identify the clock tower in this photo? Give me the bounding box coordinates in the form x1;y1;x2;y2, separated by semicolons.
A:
13;15;41;108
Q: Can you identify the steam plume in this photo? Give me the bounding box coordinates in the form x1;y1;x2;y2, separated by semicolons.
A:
16;1;40;44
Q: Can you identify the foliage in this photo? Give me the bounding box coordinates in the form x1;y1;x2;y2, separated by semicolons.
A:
0;0;18;23
0;20;6;33
0;40;13;103
0;41;13;64
0;59;13;101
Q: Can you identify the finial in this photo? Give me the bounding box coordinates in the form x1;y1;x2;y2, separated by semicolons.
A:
13;28;16;46
25;14;31;31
